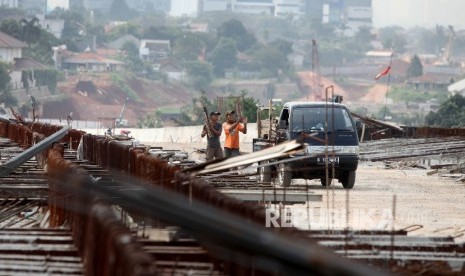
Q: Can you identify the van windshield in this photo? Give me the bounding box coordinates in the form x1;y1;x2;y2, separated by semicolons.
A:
290;106;354;132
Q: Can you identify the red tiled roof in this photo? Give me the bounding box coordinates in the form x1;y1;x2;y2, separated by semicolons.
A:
63;52;123;65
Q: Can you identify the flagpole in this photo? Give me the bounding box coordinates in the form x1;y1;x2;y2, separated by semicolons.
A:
383;53;394;120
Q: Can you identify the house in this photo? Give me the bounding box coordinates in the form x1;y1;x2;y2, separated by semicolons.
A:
407;72;455;92
0;31;28;89
108;34;141;51
10;57;50;90
62;52;124;72
158;59;186;81
448;77;465;96
0;31;27;63
139;39;170;62
36;14;65;39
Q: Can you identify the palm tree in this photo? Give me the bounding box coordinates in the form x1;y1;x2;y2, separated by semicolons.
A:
20;17;41;45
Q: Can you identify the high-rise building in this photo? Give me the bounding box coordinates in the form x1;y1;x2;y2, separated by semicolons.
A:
0;0;19;8
275;0;305;19
170;0;198;17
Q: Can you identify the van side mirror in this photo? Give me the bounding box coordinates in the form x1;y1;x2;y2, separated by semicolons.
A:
355;120;362;129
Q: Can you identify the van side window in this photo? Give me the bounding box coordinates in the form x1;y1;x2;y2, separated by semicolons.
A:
279;108;289;126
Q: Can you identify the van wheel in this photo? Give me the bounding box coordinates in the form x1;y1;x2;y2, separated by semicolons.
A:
277;163;292;187
341;171;356;189
258;161;271;183
320;178;333;187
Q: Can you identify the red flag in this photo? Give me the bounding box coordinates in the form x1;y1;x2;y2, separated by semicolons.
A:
375;66;391;80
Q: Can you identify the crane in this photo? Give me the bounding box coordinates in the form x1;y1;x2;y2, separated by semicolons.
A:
115;97;129;127
443;25;455;64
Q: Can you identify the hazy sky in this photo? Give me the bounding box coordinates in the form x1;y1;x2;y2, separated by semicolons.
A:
373;0;465;29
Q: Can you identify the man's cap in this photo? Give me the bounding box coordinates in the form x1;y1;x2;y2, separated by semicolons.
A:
210;111;221;116
226;110;236;115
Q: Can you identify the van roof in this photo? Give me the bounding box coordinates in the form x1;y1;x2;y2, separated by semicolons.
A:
283;101;347;109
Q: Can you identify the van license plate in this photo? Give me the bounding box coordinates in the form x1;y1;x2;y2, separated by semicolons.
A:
317;157;339;164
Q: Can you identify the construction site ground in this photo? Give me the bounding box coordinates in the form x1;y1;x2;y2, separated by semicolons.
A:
155;141;465;244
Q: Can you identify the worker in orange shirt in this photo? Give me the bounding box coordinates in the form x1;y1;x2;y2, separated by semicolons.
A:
222;110;247;158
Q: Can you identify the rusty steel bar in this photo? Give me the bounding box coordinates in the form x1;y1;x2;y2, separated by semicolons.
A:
65;170;384;276
0;126;69;177
47;143;157;276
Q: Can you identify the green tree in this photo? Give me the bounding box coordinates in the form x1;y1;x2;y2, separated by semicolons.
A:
0;19;57;65
172;33;206;62
406;55;423;78
379;26;407;53
217;19;256;51
120;41;144;72
269;39;293;57
209;38;237;77
24;30;58;65
137;109;163;128
0;19;23;39
353;26;373;52
107;23;140;41
186;61;213;91
177;90;216;126
0;62;17;106
251;46;288;77
20;17;41;45
425;94;465;127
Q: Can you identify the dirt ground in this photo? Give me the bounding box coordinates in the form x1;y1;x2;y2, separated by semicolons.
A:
288;162;465;243
153;141;465;243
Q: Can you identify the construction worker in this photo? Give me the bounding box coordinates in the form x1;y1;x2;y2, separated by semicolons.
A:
223;110;247;158
201;111;223;161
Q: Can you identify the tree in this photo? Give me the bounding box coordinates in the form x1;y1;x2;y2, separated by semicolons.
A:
20;17;41;45
0;19;23;40
406;55;423;78
186;61;213;91
217;19;256;52
209;38;237;77
120;41;144;73
425;94;465;127
251;46;288;77
0;62;17;106
107;23;140;41
379;26;407;53
354;26;373;52
137;109;163;128
177;90;216;126
172;33;206;62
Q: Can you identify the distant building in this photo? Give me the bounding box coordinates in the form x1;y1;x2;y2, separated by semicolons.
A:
448;77;465;96
127;0;170;13
19;0;46;15
233;0;274;15
158;59;186;81
139;39;170;62
201;0;228;12
0;31;27;63
0;0;19;8
0;31;50;91
62;52;124;72
36;13;64;38
82;0;112;13
108;34;141;51
170;0;198;17
323;0;372;36
275;0;305;19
